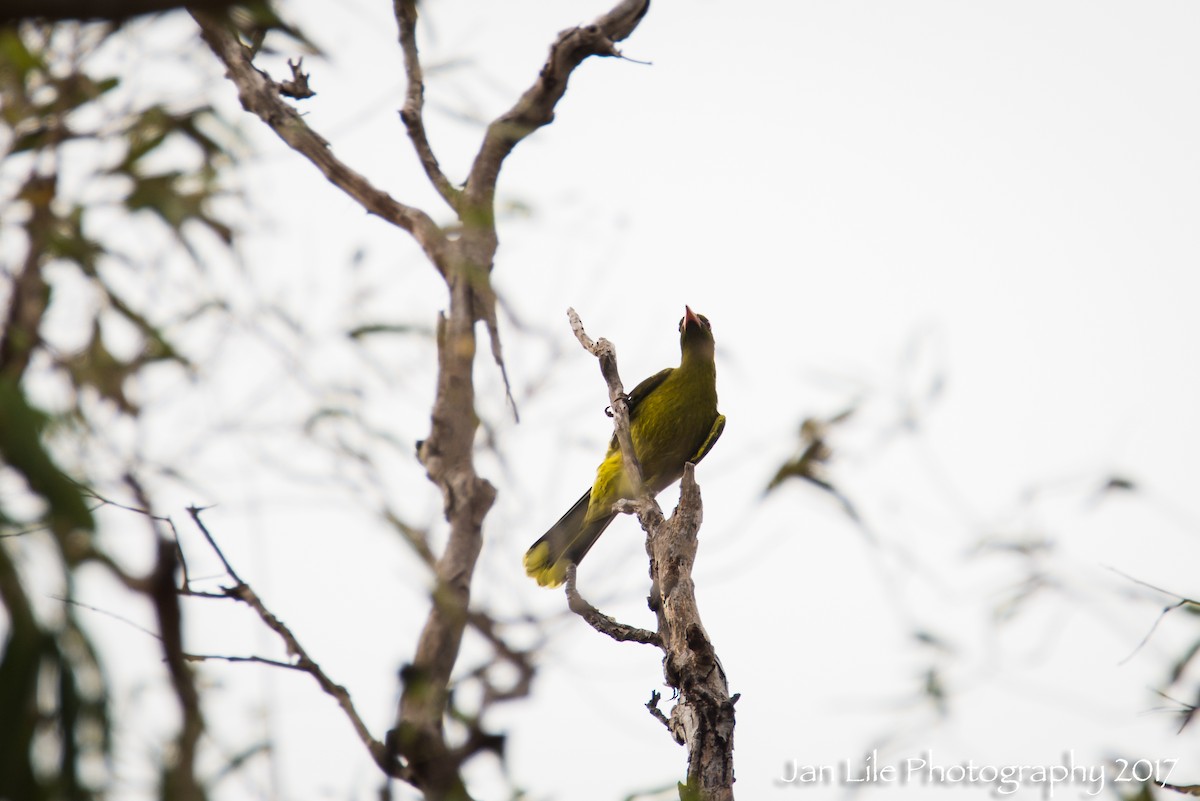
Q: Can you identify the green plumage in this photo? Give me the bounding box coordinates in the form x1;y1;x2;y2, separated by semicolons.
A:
524;307;725;587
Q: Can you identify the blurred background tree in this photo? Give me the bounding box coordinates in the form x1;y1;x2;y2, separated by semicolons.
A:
0;15;238;800
2;2;1199;801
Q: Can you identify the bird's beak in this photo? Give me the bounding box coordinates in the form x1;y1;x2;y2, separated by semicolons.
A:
684;306;700;328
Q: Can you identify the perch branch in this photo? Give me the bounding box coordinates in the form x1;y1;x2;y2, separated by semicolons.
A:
647;465;736;799
567;307;646;497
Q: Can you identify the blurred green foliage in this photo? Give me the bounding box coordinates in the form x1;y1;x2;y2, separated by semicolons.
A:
0;16;238;800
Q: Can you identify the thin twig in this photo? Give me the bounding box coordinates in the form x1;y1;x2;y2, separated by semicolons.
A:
186;504;241;583
645;690;672;731
52;595;163;640
481;287;519;422
184;652;302;670
123;474;193;589
465;611;538;705
393;0;460;211
1108;566;1200;664
564;565;660;646
462;0;650;213
190;9;449;272
184;507;407;780
1149;688;1200;733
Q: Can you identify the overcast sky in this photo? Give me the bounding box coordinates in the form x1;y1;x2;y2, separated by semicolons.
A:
60;2;1200;799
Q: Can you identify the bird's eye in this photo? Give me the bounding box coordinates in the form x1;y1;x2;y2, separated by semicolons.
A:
677;317;685;332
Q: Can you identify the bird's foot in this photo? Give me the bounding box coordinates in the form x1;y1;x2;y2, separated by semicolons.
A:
604;392;631;418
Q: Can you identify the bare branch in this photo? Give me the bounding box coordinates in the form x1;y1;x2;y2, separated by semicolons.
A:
567;307;645;496
186;504;242;584
149;535;205;801
191;3;654;797
183;508;407;781
183;652;301;670
224;580;407;779
463;0;651;214
394;0;460;211
465;611;538;705
565;564;660;645
397;294;495;801
481;290;520;422
645;690;672;731
385;5;655;795
190;9;449;272
1108;567;1200;665
1150;689;1200;734
52;595;163;641
648;465;736;800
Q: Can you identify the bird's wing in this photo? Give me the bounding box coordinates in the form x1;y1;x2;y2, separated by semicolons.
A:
690;413;726;464
626;367;674;419
606;367;673;451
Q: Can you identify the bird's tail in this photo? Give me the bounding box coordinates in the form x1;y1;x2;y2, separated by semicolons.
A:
523;490;616;588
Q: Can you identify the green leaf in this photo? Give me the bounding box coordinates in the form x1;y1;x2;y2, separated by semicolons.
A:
0;28;44;78
0;380;94;537
121;105;173;167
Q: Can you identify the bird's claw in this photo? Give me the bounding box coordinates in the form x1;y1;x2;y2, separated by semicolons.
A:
604;393;632;418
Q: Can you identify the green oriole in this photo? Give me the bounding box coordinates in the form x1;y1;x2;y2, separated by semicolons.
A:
524;307;726;587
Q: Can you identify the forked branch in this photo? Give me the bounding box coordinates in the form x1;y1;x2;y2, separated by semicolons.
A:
189;9;449;272
463;0;650;213
394;0;460;212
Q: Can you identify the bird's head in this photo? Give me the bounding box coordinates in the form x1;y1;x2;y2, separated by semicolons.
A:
678;306;716;362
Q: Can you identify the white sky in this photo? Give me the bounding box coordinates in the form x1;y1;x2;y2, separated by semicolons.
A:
27;1;1200;800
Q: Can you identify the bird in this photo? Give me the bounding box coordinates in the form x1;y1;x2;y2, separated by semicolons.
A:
524;307;726;587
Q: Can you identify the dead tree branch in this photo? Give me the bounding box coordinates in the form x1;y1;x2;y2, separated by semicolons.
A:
565;564;660;645
392;4;649;798
182;507;408;781
649;465;737;800
147;535;206;801
567;307;646;497
394;0;460;212
194;2;652;798
462;0;650;220
189;9;450;272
